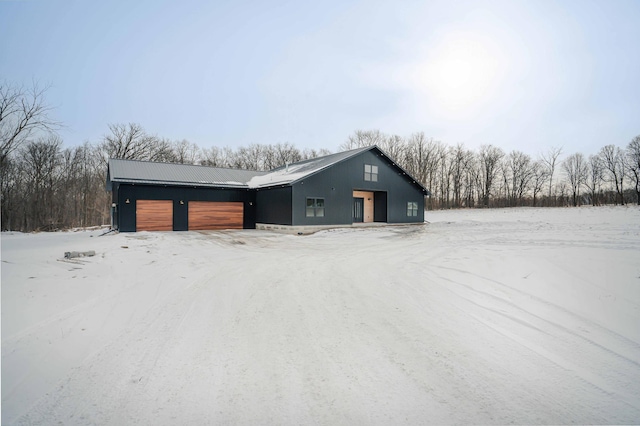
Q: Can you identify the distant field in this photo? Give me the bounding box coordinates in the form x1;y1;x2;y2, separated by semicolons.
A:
2;206;640;424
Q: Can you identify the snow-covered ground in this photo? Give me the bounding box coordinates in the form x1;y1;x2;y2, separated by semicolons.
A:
2;206;640;424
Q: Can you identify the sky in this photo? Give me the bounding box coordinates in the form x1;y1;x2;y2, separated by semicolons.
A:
1;0;639;156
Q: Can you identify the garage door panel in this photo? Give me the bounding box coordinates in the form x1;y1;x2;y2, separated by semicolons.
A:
137;200;173;231
189;202;243;230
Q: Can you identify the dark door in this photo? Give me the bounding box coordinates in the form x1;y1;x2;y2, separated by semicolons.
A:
353;197;364;223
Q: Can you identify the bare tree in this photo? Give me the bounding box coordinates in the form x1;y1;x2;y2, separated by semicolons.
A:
380;134;405;163
557;181;569;206
449;144;468;208
1;153;23;230
3;135;111;232
530;160;548;207
599;144;626;205
508;151;534;206
340;130;386;150
498;157;511;207
0;81;62;166
273;143;302;168
585;154;603;206
462;150;478;207
301;147;331;160
59;142;107;227
101;123;146;160
172;139;200;164
627;135;640;205
478;145;504;207
1;82;62;229
231;144;264;171
100;123;173;163
20;135;63;230
404;133;443;209
562;153;588;206
437;147;453;208
201;146;229;167
541;146;563;206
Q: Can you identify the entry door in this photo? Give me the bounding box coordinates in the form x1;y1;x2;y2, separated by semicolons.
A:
353;197;364;223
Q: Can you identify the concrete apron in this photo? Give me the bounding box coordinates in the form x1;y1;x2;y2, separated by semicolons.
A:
255;221;427;235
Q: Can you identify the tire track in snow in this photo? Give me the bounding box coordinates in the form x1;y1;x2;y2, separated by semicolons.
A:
426;266;640;416
465;309;640;414
432;265;640;365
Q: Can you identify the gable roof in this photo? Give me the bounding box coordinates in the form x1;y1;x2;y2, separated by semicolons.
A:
106;158;266;190
106;146;430;195
247;145;430;194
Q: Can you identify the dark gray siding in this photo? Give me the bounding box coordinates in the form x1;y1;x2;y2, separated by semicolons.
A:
111;182;120;229
116;184;256;232
291;150;424;225
255;186;292;225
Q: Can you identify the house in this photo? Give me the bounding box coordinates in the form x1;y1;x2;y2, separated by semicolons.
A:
106;146;430;232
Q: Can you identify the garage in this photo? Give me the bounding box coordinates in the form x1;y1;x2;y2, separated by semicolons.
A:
188;201;244;230
107;147;428;232
136;200;173;231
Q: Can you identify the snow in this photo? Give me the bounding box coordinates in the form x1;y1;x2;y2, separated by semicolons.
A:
2;206;640;424
246;159;323;188
247;148;369;188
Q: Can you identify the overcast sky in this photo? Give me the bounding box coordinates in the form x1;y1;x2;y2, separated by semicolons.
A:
1;0;638;156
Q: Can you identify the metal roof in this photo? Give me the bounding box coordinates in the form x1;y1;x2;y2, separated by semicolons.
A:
106;146;430;195
247;146;373;188
247;146;430;194
107;159;266;190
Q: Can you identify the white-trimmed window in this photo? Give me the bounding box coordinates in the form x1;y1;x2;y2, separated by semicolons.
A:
407;201;418;216
306;198;325;217
364;164;378;182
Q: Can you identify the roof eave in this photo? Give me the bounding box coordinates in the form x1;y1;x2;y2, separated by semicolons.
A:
373;146;430;194
110;178;250;189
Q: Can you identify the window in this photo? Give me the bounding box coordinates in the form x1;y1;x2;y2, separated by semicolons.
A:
306;198;325;217
407;201;418;217
364;164;378;182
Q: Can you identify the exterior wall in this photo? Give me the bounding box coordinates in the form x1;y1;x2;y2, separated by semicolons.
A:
115;184;256;232
290;150;425;226
111;183;120;229
255;186;292;225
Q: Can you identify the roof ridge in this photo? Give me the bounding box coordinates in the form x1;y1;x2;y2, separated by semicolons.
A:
268;145;372;172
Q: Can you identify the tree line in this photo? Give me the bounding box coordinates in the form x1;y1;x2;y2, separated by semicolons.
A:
1;81;639;232
341;130;640;210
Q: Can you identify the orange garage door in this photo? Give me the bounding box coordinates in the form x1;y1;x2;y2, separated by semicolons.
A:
136;200;173;231
188;201;244;230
